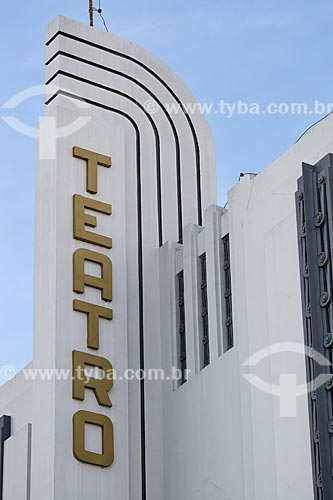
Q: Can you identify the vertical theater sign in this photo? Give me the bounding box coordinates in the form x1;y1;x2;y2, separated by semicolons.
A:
71;147;115;467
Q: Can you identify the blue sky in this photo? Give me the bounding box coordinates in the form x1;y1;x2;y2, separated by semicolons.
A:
1;0;333;376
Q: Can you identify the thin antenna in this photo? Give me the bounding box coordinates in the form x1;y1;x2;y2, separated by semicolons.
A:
89;0;94;26
88;0;109;32
92;0;109;32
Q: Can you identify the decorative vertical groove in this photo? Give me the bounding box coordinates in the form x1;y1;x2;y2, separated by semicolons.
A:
177;271;187;386
199;253;210;368
296;153;333;500
0;415;11;500
222;234;234;351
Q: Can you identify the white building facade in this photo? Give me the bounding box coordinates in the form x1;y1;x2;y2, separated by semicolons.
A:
0;15;332;500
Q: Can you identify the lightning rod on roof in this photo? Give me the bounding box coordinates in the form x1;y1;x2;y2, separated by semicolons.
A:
88;0;109;32
89;0;94;26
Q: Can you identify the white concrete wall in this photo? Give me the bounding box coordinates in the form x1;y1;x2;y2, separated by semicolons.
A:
159;211;245;500
3;424;32;500
229;113;333;500
0;366;33;435
158;114;333;500
0;371;33;500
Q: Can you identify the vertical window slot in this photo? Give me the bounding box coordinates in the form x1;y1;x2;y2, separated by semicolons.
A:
176;271;187;385
199;253;210;368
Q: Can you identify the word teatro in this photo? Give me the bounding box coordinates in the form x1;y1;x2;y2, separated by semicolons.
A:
71;146;114;468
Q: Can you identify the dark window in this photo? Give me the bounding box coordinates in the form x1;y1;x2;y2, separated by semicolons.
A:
222;234;234;351
0;416;11;500
199;253;210;368
176;271;187;385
